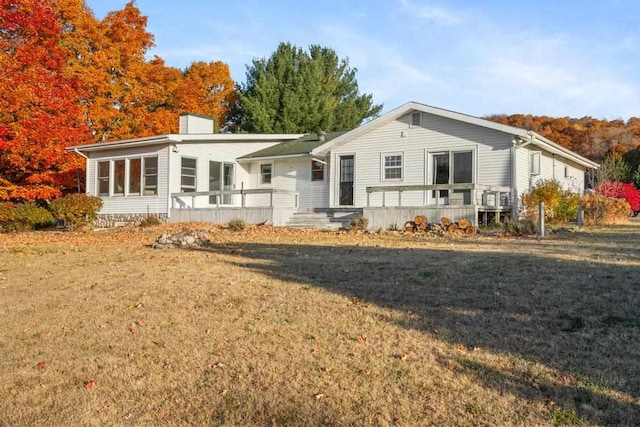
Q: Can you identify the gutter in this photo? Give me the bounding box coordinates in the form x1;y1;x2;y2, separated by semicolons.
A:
72;148;89;159
237;153;310;163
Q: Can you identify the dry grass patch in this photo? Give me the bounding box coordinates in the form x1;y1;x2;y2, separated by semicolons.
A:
0;223;639;425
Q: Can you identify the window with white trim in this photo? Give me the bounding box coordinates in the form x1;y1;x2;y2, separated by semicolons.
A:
129;158;141;194
114;159;125;195
431;150;473;204
564;165;569;178
181;157;197;193
530;151;541;175
311;160;324;181
383;153;403;180
411;112;421;126
260;164;272;184
143;156;158;195
97;161;110;196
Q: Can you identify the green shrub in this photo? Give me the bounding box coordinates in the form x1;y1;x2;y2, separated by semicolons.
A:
522;180;580;224
49;194;103;229
0;202;55;232
349;216;369;231
228;219;246;231
0;203;16;226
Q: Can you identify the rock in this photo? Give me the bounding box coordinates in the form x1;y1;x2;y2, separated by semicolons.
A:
152;229;211;249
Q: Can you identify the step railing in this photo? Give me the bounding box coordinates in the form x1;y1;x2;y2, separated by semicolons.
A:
171;188;299;209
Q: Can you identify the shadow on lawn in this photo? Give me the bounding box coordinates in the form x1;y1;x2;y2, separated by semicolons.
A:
189;233;640;424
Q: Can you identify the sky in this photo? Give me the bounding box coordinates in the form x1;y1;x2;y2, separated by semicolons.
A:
85;0;640;120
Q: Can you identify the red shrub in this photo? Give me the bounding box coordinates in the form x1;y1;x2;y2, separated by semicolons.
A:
622;183;640;212
595;181;640;212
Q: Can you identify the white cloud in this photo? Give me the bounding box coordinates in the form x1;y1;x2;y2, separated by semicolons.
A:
398;0;461;25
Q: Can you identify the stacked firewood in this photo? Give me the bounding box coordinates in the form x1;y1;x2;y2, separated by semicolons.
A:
403;216;477;236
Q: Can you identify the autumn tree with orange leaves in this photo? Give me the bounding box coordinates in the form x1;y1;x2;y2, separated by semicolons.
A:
0;0;237;201
0;0;90;201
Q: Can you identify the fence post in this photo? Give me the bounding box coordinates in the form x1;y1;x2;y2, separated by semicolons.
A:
538;201;545;237
577;207;584;228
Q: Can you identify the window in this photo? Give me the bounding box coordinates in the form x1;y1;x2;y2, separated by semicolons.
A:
411;112;421;126
260;164;272;184
564;165;569;178
114;160;125;195
97;161;110;196
143;157;158;195
181;157;197;192
129;158;141;194
383;153;403;180
431;150;473;202
530;152;541;175
311;160;324;181
453;151;472;183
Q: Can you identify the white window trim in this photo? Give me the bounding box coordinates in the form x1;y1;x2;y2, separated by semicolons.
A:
96;160;110;197
311;160;325;182
410;112;421;128
259;162;273;186
381;152;403;182
127;157;141;196
530;151;541;176
180;156;198;193
426;148;476;205
113;159;126;197
142;156;159;197
95;156;159;198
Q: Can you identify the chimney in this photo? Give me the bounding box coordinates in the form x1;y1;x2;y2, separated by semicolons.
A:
179;113;215;134
318;130;326;142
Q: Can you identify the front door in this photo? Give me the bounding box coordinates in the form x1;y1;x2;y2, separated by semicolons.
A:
339;155;354;206
209;161;234;205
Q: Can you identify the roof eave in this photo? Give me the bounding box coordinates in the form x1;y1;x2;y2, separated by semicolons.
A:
237;153;310;163
66;135;172;152
531;135;599;168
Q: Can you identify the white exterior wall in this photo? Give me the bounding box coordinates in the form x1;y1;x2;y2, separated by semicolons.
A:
329;112;513;207
243;157;330;209
170;141;278;208
516;145;586;200
87;144;170;215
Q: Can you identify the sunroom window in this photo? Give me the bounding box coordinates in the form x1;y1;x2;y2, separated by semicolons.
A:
181;157;197;193
97;161;110;196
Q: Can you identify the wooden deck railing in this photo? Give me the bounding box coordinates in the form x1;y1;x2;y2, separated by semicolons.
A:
365;183;511;208
171;188;299;209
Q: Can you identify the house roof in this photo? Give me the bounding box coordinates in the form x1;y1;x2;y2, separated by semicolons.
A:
237;131;347;161
66;133;304;153
311;101;600;169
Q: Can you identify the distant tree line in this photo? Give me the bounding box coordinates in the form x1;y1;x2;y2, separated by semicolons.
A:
2;0;639;202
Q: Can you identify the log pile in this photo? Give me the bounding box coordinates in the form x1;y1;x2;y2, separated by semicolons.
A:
404;216;477;237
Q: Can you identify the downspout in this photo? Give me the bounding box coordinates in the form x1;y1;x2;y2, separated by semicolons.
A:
72;149;89;195
167;145;173;220
511;138;519;218
73;148;88;159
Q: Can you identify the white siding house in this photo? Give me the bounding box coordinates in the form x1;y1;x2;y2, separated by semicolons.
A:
69;103;598;228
